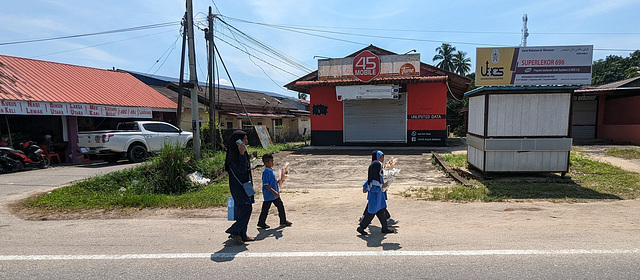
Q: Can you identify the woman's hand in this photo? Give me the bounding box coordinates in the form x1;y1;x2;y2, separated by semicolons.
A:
238;143;247;155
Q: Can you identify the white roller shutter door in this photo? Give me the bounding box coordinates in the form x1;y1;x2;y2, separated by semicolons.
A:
343;94;406;143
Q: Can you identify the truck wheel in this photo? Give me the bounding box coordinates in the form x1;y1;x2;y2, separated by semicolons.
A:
127;144;147;163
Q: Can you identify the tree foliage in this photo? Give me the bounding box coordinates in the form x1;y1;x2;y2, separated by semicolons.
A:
433;43;456;72
592;50;640;85
452;51;471;75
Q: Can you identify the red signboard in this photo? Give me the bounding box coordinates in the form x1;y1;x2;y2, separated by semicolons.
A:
352;51;380;82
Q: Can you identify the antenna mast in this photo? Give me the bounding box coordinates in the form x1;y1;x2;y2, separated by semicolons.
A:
521;14;529;47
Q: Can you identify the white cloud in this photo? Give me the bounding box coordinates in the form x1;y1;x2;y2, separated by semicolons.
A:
217;78;231;86
567;0;637;19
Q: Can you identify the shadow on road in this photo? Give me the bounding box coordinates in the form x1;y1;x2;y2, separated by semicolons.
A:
211;241;249;262
357;225;402;250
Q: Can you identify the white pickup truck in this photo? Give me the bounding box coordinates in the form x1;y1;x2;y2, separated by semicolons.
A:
78;121;193;163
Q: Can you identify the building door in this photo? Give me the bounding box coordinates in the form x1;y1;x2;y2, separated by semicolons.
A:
343;94;407;143
571;98;597;139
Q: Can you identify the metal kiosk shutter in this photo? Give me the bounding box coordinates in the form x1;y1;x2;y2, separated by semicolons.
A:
343;94;407;143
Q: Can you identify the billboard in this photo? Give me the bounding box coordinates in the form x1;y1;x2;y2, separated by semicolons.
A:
476;45;593;86
318;53;420;81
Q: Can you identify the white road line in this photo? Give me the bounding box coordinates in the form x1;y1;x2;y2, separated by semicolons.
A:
2;249;640;261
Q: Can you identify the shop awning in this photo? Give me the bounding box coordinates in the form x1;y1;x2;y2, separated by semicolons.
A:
0;54;176;118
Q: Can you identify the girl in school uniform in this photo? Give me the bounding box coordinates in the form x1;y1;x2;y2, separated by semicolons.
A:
357;150;395;235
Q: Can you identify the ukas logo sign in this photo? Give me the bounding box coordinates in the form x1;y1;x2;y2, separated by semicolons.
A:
476;45;593;86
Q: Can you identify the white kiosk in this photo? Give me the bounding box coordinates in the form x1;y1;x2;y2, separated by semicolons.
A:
465;85;578;174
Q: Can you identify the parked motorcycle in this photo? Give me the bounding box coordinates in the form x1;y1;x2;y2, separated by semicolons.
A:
0;141;50;172
0;152;23;173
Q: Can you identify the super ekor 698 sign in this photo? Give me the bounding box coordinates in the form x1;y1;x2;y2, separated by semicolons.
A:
352;50;380;82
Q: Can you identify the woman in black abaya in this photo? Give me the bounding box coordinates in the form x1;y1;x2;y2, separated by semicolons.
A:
224;130;255;244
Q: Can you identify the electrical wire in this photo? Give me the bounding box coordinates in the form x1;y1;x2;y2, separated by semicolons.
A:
213;35;299;76
215;18;314;72
146;31;182;75
214;43;253;125
221;15;640;51
0;21;179;46
223;16;640;36
30;29;175;59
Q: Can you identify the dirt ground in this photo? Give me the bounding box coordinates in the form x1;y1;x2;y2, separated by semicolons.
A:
10;143;640;221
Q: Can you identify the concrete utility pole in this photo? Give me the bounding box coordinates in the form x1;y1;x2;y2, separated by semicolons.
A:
186;0;201;159
207;7;216;151
176;13;187;129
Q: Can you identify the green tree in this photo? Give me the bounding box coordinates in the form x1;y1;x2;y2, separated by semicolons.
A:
446;73;476;137
433;43;456;72
452;51;471;75
592;50;640;85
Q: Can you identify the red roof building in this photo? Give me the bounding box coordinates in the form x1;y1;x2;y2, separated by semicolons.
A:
285;45;471;146
0;54;178;163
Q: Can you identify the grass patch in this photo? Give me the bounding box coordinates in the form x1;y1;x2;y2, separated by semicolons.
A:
23;142;304;210
404;152;640;202
606;148;640;159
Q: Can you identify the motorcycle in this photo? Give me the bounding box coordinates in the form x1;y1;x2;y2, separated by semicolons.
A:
0;141;50;172
0;152;23;173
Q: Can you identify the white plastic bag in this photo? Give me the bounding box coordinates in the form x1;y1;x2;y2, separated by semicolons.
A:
187;171;211;184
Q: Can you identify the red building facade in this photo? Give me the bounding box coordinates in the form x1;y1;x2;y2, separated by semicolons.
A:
286;46;471;146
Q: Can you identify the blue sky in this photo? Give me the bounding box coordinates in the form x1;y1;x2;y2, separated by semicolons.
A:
1;0;638;98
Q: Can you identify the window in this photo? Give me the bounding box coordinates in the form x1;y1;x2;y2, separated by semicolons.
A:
274;119;283;126
142;123;160;132
156;123;179;133
226;122;233;129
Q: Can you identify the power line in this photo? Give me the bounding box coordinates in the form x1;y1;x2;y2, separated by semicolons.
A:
0;21;179;46
222;16;640;36
221;15;640;50
215;18;314;72
31;30;176;59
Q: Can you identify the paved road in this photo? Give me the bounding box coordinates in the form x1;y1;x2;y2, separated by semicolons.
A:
1;149;640;279
0;161;139;198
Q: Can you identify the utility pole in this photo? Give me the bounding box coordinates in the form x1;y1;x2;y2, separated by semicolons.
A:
206;7;216;151
176;13;187;129
186;0;201;158
521;14;529;47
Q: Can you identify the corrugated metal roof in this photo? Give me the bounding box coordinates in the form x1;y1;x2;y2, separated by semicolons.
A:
0;54;176;109
465;85;580;97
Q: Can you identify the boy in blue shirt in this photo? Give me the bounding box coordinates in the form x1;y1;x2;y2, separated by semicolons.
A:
257;153;292;229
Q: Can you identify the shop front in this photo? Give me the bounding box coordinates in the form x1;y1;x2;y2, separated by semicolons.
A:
285;45;471;146
0;54;177;163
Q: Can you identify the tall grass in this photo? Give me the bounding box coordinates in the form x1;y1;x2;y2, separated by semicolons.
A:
23;142;304;210
605;148;640;159
408;152;640;202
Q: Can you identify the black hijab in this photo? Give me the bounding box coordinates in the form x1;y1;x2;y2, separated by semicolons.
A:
368;150;383;183
224;130;247;171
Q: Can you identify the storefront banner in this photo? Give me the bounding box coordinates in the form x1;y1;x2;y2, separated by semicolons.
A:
476;45;593;86
319;53;420;80
0;100;152;118
336;85;401;101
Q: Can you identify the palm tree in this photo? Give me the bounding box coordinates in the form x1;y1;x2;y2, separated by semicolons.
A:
452;51;471;75
433;43;456;72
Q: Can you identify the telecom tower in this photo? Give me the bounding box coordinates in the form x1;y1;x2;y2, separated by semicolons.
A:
521;14;529;47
